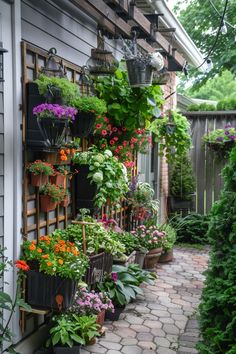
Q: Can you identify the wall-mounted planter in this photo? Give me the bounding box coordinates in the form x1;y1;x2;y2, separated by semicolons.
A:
31;173;49;187
50;174;66;186
37;116;68;149
26;270;76;310
40;195;57;212
70;111;96;138
60;196;70;208
126;59;153;87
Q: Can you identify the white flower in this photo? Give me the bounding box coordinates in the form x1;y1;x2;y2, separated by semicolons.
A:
104;149;113;157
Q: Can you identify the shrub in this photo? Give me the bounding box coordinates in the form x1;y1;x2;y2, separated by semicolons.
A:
170;213;209;245
198;147;236;353
70;96;107;115
169;154;196;200
187;103;216;111
217;97;236;111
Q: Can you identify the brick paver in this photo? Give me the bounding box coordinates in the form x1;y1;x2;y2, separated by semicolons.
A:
81;247;209;354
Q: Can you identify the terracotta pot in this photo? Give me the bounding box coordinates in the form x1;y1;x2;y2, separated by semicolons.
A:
96;309;105;327
31;173;48;187
60;196;70;208
159;248;174;263
40;195;57;212
143;247;163;269
50;174;66;186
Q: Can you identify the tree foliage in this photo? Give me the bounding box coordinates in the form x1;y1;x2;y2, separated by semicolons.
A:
175;0;236;87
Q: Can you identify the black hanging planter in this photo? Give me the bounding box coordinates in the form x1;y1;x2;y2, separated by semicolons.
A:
70;111;96;138
126;59;153;87
26;270;76;310
37;116;68;149
73;164;97;214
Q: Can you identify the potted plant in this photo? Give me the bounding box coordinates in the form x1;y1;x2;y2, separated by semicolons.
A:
33;103;77;149
159;224;176;263
35;74;80;105
70;288;114;327
20;235;88;310
123;37;164;87
169;154;196;211
132;225;166;269
27;160;54;187
50;165;70;186
72;146;129;212
202;124;236;159
39;183;64;212
69;96;107;138
47;313;100;353
60;190;71;208
150;110;191;163
109;230;140;266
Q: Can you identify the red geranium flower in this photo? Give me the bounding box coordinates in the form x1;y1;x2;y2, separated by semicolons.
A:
121;127;126;132
131;144;134;149
104;117;109;123
112;127;118;132
113;137;119;142
96;124;102;129
123;141;128;146
15;260;29;271
110;140;115;145
118;146;123;150
102;130;107;136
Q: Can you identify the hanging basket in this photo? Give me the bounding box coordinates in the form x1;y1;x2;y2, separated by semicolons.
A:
87;48;119;76
37;116;68;149
126;59;153;87
69;111;96;138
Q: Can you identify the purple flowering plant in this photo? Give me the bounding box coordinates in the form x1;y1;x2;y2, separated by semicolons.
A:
203;124;236;157
70;288;114;315
131;225;166;250
33;103;78;121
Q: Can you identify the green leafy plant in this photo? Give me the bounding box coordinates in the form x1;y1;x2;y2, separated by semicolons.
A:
159;224;176;251
98;264;156;307
187;103;216;112
35;74;80;104
217;97;236;111
48;313;100;347
198;147;236;353
70;96;107;115
21;235;88;280
96;69;163;130
202;124;236;158
39;183;64;202
109;230;142;256
52;221;125;258
0;248;31;354
150;110;191;162
27;160;54;176
169;154;196;200
170;214;209;245
72;146;129;208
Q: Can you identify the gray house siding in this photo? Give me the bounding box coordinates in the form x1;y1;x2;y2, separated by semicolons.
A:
0;82;3;248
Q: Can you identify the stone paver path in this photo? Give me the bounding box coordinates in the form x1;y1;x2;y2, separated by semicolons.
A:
81;247;209;354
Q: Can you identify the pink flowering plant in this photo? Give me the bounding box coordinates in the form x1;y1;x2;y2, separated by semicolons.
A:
33;103;78;121
131;225;166;250
70;288;114;315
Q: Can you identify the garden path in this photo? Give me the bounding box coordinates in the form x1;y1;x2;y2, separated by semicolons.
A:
81;247;209;354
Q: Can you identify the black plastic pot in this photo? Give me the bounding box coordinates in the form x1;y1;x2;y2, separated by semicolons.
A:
105;306;125;321
73;164;97;214
37;116;68;149
168;196;193;211
70;111;96;138
53;346;81;354
34;348;53;354
26;271;76;310
126;59;153;87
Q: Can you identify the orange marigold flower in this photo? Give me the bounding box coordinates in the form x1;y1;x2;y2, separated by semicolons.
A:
58;259;64;265
29;244;36;251
71;149;76;154
65;149;70;155
37;248;43;253
15;260;29;271
67;247;71;252
31;240;36;244
47;261;52;267
42;254;49;259
59;149;65;155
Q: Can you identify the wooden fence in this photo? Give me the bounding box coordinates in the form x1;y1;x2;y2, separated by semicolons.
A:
185;111;236;214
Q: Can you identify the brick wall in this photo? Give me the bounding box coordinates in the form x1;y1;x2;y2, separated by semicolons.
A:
159;72;176;221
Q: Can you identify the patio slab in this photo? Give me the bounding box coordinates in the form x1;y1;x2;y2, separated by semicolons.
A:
81;247;209;354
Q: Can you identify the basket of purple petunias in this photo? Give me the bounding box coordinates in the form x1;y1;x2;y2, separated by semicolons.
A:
33;103;77;149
